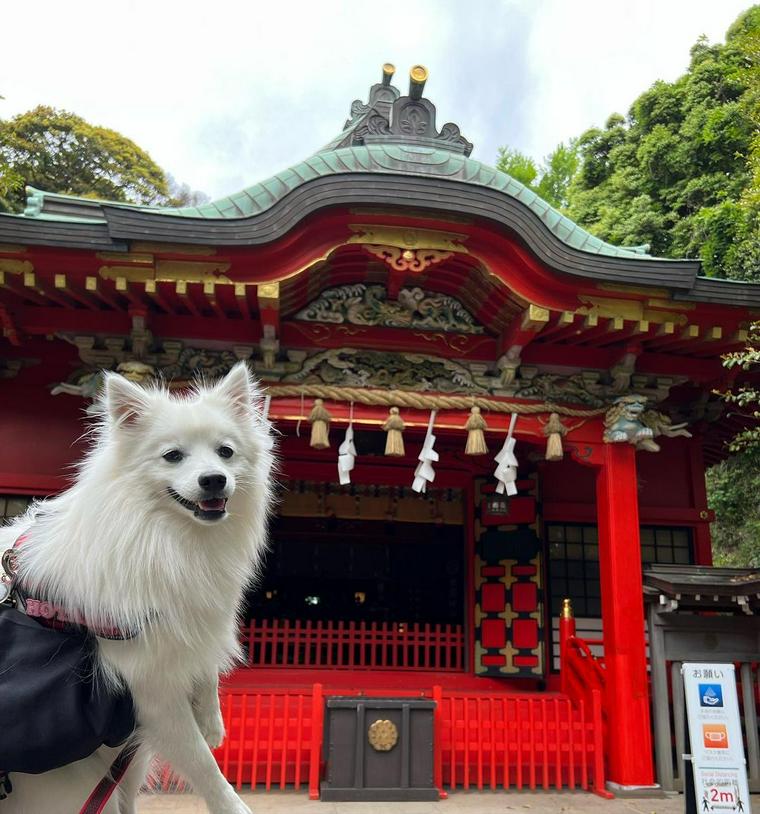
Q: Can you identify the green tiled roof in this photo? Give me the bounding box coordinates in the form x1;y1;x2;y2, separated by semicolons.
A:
23;143;657;260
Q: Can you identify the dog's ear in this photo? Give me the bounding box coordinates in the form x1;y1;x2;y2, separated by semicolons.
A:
104;373;150;427
214;362;259;417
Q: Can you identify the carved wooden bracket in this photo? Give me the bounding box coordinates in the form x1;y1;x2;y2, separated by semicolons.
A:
360;244;454;273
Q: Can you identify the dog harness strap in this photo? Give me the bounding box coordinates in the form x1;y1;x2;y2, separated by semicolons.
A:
11;533;141;639
78;743;137;814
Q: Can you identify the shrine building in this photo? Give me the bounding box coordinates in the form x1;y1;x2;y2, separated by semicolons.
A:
1;65;759;798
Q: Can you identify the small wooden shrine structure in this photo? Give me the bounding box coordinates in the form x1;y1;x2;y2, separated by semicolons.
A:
1;64;758;796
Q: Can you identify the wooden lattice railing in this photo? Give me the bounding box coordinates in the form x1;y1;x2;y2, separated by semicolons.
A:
151;682;606;798
239;618;465;671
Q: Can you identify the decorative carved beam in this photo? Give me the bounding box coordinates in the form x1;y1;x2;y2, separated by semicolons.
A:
0;303;21;346
175;280;202;318
234;283;252;320
538;311;576;340
85;276;123;311
0;270;49;306
202;281;226;320
29;273;78;309
143;280;174;314
54;273;100;311
595;319;652;348
115;277;150;311
498;305;550;352
361;244;454;274
609;343;642;392
496;305;549;386
256;282;280;369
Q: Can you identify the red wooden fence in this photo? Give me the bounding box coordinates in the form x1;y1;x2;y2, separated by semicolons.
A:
210;684;325;798
434;689;606;794
147;683;605;798
240;619;464;671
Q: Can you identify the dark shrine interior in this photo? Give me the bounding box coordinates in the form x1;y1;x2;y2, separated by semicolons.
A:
244;516;465;626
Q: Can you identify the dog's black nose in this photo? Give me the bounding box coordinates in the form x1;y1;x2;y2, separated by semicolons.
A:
198;473;227;492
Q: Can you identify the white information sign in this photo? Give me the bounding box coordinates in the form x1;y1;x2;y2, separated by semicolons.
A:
683;663;752;814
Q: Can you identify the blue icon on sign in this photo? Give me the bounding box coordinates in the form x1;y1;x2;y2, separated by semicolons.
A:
699;684;723;707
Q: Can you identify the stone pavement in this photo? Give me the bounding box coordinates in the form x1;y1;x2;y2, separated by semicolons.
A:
137;790;760;814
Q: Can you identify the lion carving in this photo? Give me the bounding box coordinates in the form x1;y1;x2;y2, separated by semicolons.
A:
603;395;692;452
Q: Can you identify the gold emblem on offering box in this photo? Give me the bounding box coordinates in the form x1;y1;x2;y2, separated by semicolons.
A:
368;719;398;752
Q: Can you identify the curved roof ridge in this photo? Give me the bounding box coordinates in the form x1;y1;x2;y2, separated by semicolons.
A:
146;144;661;261
21;145;662;262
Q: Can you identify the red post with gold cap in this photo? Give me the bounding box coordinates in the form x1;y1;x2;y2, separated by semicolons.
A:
558;598;575;697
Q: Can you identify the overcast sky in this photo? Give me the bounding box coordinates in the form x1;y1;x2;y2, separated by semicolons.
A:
0;0;752;201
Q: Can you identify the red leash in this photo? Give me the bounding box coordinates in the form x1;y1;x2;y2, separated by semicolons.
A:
79;744;137;814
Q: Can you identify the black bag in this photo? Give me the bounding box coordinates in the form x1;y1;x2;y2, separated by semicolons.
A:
0;603;136;774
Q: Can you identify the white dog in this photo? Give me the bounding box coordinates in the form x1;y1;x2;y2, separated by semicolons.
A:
1;362;274;814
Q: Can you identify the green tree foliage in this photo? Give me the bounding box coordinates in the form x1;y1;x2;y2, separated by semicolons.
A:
566;6;760;279
496;140;579;210
719;322;760;452
496;8;760;564
0;95;22;209
0;106;171;212
707;448;760;566
711;314;760;570
496;146;539;188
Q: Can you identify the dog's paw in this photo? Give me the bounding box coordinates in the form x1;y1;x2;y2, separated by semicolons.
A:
195;707;226;749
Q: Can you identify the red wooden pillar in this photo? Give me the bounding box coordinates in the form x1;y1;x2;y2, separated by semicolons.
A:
689;438;713;565
595;442;655;787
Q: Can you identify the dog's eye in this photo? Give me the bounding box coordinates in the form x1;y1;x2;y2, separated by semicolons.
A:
218;446;234;459
163;450;184;463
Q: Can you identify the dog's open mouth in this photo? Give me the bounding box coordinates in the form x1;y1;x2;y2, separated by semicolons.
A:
168;488;228;521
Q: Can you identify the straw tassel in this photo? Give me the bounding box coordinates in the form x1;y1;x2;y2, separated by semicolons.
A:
544;412;568;462
309;398;331;449
383;407;405;456
464;406;488;455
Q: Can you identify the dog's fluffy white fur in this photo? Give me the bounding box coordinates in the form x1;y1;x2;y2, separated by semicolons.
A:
1;363;275;814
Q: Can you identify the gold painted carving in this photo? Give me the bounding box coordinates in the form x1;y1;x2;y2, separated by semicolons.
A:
96;252;154;264
0;259;33;276
99;265;154;282
99;260;231;284
257;282;280;302
130;242;217;256
524;304;550;328
347;224;468;253
576;296;688;327
368;719;398;752
0;245;27;254
361;244;454;273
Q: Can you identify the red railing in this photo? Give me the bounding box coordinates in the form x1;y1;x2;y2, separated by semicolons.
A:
558;608;609;797
434;690;606;794
240;618;464;671
213;684;325;799
148;685;325;798
152;681;605;798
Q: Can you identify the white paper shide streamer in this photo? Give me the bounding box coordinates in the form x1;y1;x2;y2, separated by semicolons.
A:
412;410;439;493
337;404;357;485
494;413;519;495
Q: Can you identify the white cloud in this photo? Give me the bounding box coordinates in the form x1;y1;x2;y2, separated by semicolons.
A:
520;0;751;160
0;0;752;199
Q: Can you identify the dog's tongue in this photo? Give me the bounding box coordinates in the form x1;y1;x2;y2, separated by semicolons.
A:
199;498;226;512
